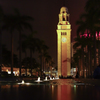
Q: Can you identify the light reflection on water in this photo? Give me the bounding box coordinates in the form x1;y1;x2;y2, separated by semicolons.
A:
0;79;100;100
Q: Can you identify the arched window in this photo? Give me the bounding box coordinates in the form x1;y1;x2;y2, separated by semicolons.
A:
63;16;65;21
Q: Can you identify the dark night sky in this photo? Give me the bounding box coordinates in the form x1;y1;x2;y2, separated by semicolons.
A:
0;0;88;67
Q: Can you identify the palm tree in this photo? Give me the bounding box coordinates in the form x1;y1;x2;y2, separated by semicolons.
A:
86;34;94;77
17;34;28;75
3;14;15;76
45;55;55;71
2;44;18;68
73;36;87;77
22;57;39;76
76;6;100;77
21;39;27;58
96;36;100;65
0;6;5;74
22;32;40;76
85;0;100;12
87;1;100;66
76;15;94;77
37;40;49;72
84;0;100;70
72;49;82;77
14;9;33;77
4;8;34;77
21;40;28;75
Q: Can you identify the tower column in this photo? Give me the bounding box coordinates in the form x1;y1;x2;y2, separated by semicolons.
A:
57;7;71;77
57;31;61;76
66;29;71;76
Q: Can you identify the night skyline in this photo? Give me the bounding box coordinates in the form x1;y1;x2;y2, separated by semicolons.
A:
0;0;88;67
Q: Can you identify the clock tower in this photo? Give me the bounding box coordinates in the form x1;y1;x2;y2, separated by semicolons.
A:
57;7;71;77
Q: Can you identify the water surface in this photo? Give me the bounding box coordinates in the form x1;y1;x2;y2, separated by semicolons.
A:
0;79;100;100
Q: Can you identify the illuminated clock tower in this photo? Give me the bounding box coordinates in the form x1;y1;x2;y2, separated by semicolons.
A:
57;7;71;77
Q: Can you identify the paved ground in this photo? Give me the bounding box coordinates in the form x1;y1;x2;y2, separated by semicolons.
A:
74;78;100;86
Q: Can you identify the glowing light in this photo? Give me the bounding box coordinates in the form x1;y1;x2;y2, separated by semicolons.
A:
45;77;47;80
22;80;25;84
55;77;59;79
26;83;30;85
50;77;52;80
35;77;43;82
74;85;76;88
8;71;11;74
18;81;30;85
96;32;98;37
44;76;49;81
17;80;25;84
37;77;40;81
49;71;51;73
73;68;76;72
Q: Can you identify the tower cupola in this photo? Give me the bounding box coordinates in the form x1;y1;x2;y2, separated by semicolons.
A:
58;6;70;26
60;7;68;13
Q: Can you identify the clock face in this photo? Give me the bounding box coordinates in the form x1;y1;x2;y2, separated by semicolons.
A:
62;37;67;42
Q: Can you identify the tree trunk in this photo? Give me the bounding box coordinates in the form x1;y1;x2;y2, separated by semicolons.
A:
82;47;84;78
40;56;42;71
39;55;42;76
30;49;32;76
79;56;82;77
44;58;45;71
93;33;97;70
19;31;22;77
25;51;27;76
77;57;80;77
87;33;90;78
11;31;13;77
87;45;90;78
90;46;92;77
42;56;44;71
84;46;88;78
0;31;2;75
98;32;100;65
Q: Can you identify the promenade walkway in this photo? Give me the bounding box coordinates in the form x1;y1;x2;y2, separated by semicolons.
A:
74;78;100;86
